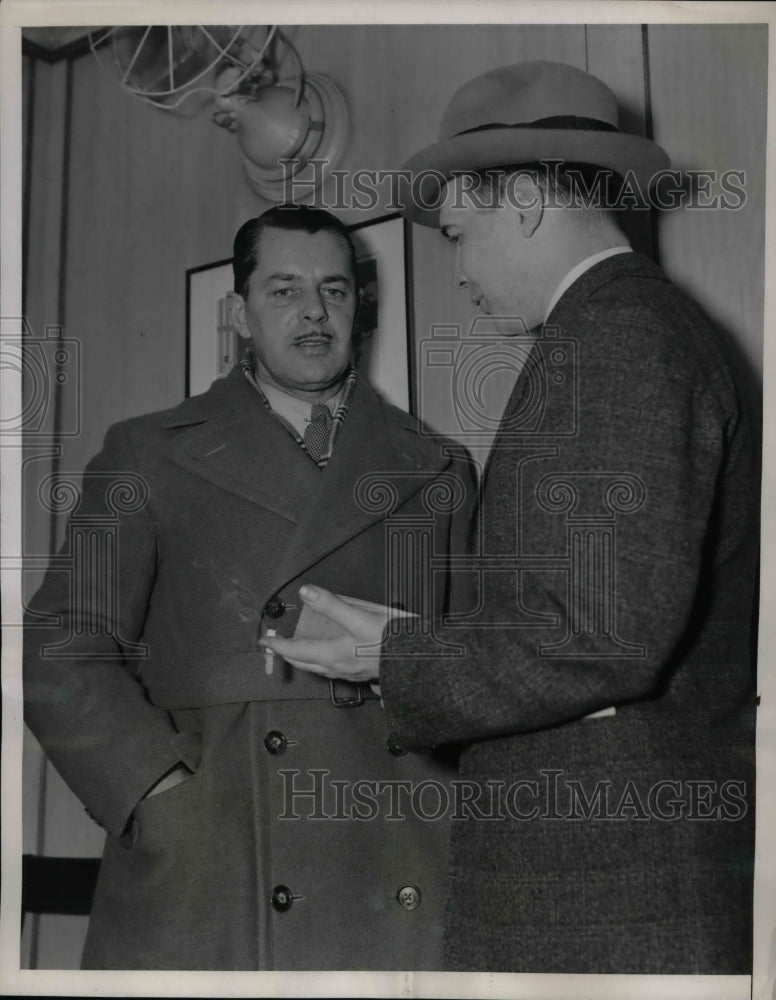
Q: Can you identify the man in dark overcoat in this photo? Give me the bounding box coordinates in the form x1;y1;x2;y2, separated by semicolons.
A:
23;205;474;969
264;63;759;974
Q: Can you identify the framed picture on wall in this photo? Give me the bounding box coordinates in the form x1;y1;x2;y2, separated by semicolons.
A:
185;256;239;397
185;212;415;412
348;213;414;412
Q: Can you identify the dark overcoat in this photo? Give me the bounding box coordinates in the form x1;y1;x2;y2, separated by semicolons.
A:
24;368;475;970
380;252;758;974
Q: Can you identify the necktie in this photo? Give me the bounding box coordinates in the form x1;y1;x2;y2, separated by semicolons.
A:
304;402;333;462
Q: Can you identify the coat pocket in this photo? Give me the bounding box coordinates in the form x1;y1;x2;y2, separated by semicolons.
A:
126;729;205;851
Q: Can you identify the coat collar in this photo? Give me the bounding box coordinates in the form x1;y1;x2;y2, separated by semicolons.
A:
165;367;316;522
546;250;667;326
163;364;254;428
494;253;668;442
164;366;455;585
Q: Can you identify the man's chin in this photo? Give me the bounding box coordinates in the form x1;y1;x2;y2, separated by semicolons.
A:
470;313;535;337
493;317;536;337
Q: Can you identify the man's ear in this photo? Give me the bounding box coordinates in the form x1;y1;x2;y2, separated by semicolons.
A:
228;291;251;341
509;175;544;238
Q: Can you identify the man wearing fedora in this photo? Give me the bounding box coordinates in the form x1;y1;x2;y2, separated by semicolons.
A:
263;62;758;973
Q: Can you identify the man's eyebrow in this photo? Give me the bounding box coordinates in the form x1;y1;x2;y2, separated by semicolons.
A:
263;272;352;283
264;272;299;282
320;273;352;284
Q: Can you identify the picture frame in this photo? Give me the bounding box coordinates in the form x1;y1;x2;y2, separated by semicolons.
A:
185;213;414;412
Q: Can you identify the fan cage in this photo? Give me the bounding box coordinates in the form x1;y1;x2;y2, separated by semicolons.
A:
88;25;280;110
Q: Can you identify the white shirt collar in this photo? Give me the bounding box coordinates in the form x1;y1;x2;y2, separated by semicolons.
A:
544;246;632;323
258;378;342;437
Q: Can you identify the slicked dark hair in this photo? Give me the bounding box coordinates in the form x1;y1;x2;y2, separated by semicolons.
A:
232;205;358;298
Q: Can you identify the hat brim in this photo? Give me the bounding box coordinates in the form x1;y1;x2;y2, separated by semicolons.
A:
398;128;671;227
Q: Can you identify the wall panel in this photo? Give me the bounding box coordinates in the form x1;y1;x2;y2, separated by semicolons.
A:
648;24;766;400
23;55;68;575
21;53;75;970
586;23;654;259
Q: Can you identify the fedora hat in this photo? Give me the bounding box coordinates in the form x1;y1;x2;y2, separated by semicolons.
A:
399;60;670;227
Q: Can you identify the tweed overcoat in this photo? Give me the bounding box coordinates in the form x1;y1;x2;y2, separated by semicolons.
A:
24;367;475;970
380;252;758;974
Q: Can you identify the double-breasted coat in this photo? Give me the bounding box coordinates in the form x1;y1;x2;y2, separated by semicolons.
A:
380;252;758;974
24;367;475;970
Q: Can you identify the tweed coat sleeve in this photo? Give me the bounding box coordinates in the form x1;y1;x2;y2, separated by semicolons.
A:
24;421;184;837
379;268;757;750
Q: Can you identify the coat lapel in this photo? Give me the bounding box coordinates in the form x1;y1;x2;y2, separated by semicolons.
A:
165;369;455;589
268;379;456;590
483;342;537;465
165;368;320;523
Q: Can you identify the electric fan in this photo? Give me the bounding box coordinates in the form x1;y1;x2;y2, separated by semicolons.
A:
90;25;349;199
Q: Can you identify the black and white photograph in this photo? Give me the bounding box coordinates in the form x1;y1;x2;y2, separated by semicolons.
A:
1;3;773;998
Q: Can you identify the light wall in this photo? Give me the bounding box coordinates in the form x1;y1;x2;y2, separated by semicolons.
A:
20;22;767;968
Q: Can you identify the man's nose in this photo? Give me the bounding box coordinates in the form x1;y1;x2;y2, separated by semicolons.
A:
300;289;328;322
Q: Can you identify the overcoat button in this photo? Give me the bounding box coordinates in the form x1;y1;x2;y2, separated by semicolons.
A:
264;597;286;619
396;884;421;911
271;885;293;912
386;734;407;757
264;731;288;755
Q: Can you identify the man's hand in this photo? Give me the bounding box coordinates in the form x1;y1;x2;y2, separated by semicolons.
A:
259;585;394;683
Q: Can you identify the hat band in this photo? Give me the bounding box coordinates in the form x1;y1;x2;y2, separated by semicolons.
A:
455;115;619;137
